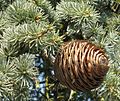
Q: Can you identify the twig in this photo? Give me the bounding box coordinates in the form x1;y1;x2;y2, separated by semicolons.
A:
68;90;76;101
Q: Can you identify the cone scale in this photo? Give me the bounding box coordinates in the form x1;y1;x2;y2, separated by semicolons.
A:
54;40;109;91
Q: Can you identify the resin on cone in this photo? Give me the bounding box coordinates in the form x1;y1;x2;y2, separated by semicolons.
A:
54;40;109;91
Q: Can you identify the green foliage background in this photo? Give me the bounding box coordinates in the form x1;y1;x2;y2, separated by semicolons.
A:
0;0;120;101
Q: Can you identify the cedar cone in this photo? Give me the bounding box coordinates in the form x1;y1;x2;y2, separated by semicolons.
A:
54;40;109;91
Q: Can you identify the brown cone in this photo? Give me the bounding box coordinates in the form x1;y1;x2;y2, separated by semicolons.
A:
54;40;109;91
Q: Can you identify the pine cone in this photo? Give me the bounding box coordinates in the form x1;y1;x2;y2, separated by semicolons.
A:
54;40;109;91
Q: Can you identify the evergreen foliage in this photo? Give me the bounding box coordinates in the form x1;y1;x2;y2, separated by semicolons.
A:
0;0;120;100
